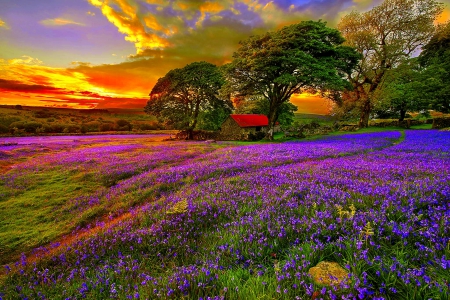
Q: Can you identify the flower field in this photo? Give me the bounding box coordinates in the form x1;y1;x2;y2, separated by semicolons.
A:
0;130;449;299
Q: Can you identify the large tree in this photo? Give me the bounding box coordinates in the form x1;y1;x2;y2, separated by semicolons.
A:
338;0;443;127
145;61;232;138
373;59;428;121
223;20;360;140
417;21;450;113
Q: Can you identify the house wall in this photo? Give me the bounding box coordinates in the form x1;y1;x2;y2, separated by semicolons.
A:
218;117;268;140
219;117;244;140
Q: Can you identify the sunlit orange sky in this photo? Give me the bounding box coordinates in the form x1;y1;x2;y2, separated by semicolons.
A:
1;0;449;114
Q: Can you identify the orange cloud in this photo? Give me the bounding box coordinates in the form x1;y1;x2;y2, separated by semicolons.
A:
0;55;150;109
0;18;9;29
88;0;171;53
8;55;43;65
40;18;85;26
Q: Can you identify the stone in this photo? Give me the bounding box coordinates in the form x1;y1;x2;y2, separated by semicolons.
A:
308;261;349;286
432;117;450;129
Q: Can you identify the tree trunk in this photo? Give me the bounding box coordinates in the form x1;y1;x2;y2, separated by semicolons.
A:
187;129;194;140
185;98;201;140
358;98;371;128
264;105;278;140
399;109;406;122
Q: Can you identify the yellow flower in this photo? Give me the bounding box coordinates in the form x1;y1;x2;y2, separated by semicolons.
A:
360;221;374;240
166;199;188;215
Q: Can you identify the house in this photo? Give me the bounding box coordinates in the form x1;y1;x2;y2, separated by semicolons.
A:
219;114;269;140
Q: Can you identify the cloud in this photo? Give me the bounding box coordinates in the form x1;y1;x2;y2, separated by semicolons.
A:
0;18;9;29
40;18;85;27
88;0;171;52
0;55;152;109
0;79;63;93
87;0;388;59
7;55;43;65
87;11;96;16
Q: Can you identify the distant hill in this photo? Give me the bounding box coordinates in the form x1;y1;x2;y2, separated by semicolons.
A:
0;105;110;114
0;105;160;135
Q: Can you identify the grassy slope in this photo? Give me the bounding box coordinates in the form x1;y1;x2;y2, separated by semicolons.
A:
0;138;222;265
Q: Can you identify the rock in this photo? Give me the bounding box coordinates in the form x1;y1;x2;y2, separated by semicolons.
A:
308;261;349;286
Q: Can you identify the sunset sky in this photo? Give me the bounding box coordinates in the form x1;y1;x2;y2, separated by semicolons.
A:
1;0;449;113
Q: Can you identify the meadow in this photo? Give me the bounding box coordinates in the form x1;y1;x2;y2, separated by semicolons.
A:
0;106;162;135
0;130;449;299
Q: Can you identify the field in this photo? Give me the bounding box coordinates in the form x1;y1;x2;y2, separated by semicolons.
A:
0;130;449;299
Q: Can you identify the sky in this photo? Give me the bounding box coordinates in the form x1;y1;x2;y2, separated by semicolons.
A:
1;0;449;113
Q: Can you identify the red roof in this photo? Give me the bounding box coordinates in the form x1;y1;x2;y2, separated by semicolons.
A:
230;114;268;127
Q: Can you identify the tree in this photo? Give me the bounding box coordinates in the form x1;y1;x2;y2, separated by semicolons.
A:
145;61;231;139
417;21;450;113
373;59;428;121
223;20;360;140
337;0;443;127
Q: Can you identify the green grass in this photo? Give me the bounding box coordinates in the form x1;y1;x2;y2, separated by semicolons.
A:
0;166;107;264
293;113;336;125
410;124;432;130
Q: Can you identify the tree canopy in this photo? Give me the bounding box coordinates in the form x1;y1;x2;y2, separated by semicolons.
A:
145;61;232;138
417;21;450;113
373;59;428;120
337;0;443;127
223;20;360;139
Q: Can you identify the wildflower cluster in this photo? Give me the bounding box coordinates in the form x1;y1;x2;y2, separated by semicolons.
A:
0;130;448;299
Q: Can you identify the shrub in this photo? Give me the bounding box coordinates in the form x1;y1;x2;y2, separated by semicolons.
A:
0;124;9;134
65;125;81;133
34;110;53;118
100;123;115;132
139;121;159;130
24;122;43;133
45;124;65;133
9;121;25;130
83;121;101;132
116;119;132;130
0;116;21;127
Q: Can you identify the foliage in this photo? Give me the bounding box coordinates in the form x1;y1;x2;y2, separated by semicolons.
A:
373;59;428;120
145;61;231;138
196;104;231;131
0;107;160;135
337;0;443;127
115;119;132;131
417;21;450;113
0;124;8;134
223;20;360;139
